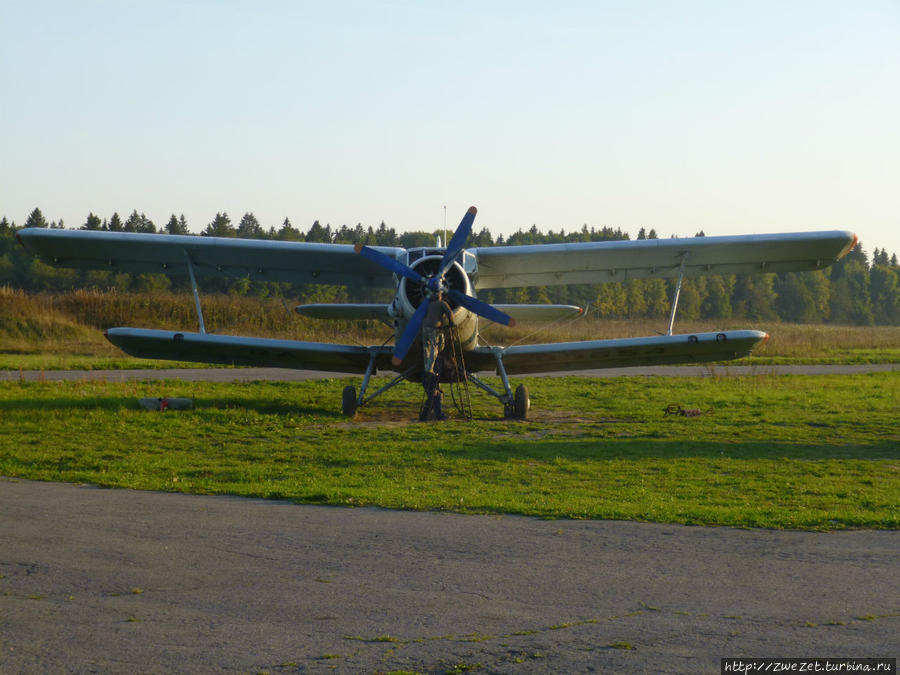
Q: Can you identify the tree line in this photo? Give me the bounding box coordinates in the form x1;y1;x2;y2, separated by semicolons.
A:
2;208;898;326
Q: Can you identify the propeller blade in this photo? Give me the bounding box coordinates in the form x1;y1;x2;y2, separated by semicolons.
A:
391;300;430;366
438;206;476;277
447;289;516;327
355;243;424;284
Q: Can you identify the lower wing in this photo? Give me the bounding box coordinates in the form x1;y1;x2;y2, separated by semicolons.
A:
106;327;767;376
464;330;769;374
104;328;393;373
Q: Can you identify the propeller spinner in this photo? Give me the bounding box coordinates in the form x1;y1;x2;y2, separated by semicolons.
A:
355;206;515;366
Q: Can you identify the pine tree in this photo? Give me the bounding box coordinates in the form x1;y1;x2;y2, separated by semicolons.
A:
123;210;156;233
81;212;103;230
375;221;399;246
237;212;264;239
305;220;331;243
165;214;190;235
24;208;49;228
471;227;493;247
277;217;302;241
203;212;236;237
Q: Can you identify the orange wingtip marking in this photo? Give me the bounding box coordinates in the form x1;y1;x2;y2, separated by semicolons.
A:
763;333;770;343
468;206;477;215
837;233;858;260
354;243;364;253
508;318;517;327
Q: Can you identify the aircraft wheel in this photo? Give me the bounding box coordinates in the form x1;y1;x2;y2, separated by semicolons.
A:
341;385;357;417
514;384;530;419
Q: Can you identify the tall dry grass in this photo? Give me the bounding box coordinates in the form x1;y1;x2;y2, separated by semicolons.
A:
2;287;898;359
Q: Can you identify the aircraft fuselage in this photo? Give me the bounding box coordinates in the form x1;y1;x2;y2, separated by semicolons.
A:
387;249;480;370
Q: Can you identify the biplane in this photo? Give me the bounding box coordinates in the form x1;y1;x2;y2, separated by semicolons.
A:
17;207;856;418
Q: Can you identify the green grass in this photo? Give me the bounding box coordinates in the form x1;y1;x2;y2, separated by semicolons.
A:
1;373;897;530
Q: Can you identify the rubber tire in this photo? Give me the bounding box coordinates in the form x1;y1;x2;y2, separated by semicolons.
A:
341;385;357;417
514;384;530;419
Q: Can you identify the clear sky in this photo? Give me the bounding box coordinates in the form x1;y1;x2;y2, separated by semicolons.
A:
3;1;899;257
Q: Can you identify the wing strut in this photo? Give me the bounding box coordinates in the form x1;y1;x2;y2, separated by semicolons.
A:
357;348;379;407
184;250;207;334
666;253;689;336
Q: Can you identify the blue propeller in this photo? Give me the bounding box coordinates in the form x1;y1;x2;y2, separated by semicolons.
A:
447;289;514;326
391;300;430;366
435;206;477;284
354;243;425;284
355;206;515;367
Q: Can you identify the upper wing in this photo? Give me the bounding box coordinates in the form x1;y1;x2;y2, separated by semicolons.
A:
105;328;394;373
16;229;402;288
470;231;857;289
463;330;768;374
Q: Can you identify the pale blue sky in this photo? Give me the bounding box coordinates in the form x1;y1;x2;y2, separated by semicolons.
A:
3;1;899;257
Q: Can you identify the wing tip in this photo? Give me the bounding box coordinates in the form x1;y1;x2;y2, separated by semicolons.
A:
837;233;859;260
353;243;364;254
468;206;477;216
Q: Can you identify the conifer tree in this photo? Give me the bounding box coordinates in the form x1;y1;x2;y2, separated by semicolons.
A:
24;208;49;228
203;212;235;237
237;212;265;239
81;212;102;230
165;214;190;235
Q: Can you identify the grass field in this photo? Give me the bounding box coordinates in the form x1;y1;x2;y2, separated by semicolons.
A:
1;372;897;530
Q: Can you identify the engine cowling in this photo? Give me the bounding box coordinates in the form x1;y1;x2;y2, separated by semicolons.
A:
391;255;478;351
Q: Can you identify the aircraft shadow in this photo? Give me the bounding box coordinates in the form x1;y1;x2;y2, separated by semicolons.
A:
436;438;900;461
0;396;340;418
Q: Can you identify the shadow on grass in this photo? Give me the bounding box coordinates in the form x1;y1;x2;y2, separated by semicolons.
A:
436;438;900;461
0;396;342;418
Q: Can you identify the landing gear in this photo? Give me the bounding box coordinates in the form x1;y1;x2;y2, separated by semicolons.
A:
501;384;530;419
514;384;530;419
341;385;357;417
465;349;532;419
340;348;529;420
339;354;419;417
